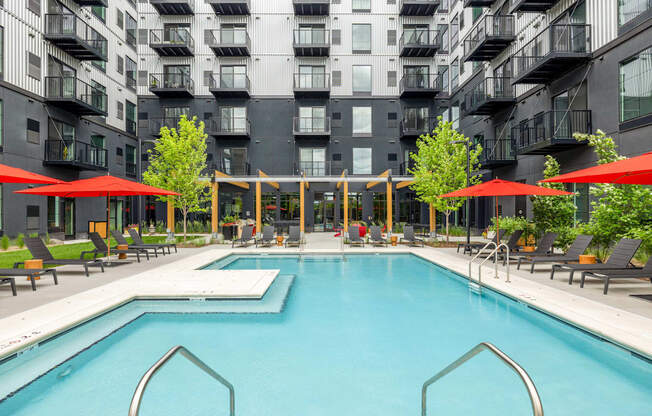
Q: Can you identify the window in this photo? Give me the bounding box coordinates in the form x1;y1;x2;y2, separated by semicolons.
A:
472;7;482;23
332;70;342;86
125;144;137;177
352;24;371;53
222;148;248;176
27;52;40;80
352;107;372;135
117;55;124;75
125;12;137;48
298;107;327;133
126;100;136;134
403;107;430;131
297;65;326;88
220;107;247;133
92;60;106;73
116;10;124;29
450;14;459;48
451;104;460;130
353;148;372;175
91;6;106;22
387;71;397;87
126;56;137;90
27;0;40;15
353;65;372;93
299;148;326;176
332;29;341;45
27;118;40;144
618;0;651;27
352;0;371;12
90;135;106;167
220;65;247;88
619;47;652;123
91;81;106;116
117;101;124;120
451;58;459;90
116;147;123;165
387;30;396;46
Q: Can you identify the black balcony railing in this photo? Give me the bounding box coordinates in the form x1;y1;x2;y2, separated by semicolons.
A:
400;116;437;137
209;73;250;90
207;28;251;48
293;29;330;46
293;117;331;135
435;68;449;96
400;73;439;97
44;13;107;60
513;110;592;153
513;24;591;83
126;162;137;177
44;140;108;170
45;76;108;115
296;161;344;176
464;77;515;115
293;73;330;90
479;139;516;165
399;30;441;57
462;15;515;61
399;159;416;175
149;28;195;54
217;160;251;176
207;117;251;136
149;117;181;135
149;73;194;92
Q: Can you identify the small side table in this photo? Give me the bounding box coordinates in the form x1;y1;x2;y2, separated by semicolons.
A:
579;254;596;264
390;235;398;247
24;259;43;280
276;236;284;247
116;244;128;260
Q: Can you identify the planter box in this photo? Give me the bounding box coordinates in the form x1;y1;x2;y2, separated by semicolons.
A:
222;224;237;241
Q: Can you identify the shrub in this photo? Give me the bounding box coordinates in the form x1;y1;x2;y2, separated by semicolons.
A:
626;225;652;263
549;226;580;251
16;233;25;249
44;232;51;245
531;155;576;238
1;235;9;250
29;232;39;238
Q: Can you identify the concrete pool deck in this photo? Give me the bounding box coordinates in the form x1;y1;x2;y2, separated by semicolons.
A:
1;235;651;362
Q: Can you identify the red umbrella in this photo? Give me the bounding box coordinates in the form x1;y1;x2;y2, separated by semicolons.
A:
16;175;179;260
540;151;652;185
439;179;573;239
0;163;63;184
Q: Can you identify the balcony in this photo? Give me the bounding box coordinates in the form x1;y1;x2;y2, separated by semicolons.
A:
399;0;440;16
400;74;441;98
464;0;495;5
206;117;251;139
149;29;194;56
293;117;331;137
400;117;436;138
126;119;137;136
149;73;194;98
44;140;108;171
463;15;515;62
207;29;250;57
206;0;250;15
399;160;416;175
72;0;107;6
510;0;558;13
513;24;591;85
150;0;194;15
126;162;138;178
149;117;180;136
513;110;591;155
44;14;107;61
209;74;251;98
293;29;330;57
399;30;441;57
295;161;344;176
294;73;330;98
216;160;251;176
45;77;107;116
293;0;329;16
478;139;516;168
464;77;516;116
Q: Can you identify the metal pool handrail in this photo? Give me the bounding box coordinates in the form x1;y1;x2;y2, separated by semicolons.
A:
128;345;235;416
421;342;543;416
468;241;497;285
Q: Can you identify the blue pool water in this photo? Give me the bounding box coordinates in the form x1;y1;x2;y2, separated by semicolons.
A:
0;254;650;415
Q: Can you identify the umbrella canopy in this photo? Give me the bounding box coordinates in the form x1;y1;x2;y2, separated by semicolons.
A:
0;163;63;184
540;151;652;185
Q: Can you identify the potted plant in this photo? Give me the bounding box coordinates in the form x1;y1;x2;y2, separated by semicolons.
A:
220;215;239;241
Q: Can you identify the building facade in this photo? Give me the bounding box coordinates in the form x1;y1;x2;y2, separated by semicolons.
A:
0;0;650;237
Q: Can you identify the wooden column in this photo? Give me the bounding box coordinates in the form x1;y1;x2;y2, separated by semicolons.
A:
211;182;219;234
343;181;348;232
299;180;305;233
386;179;392;232
256;181;262;234
166;199;174;233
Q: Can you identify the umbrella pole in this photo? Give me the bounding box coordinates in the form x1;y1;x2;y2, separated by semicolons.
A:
495;195;499;245
107;193;111;261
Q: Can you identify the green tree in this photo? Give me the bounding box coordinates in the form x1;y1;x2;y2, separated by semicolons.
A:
143;115;210;241
530;155;576;237
409;117;482;241
574;129;652;253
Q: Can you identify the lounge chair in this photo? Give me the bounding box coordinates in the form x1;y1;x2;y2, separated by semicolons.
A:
16;237;104;277
400;225;424;247
486;230;523;264
0;268;59;295
256;225;275;247
458;229;505;255
517;234;593;274
233;224;255;247
83;232;149;262
348;226;365;247
551;238;642;284
369;226;388;247
111;230;163;257
581;257;652;294
128;228;176;254
513;232;558;267
285;226;302;248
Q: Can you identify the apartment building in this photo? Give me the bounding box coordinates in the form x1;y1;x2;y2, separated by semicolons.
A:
0;0;650;237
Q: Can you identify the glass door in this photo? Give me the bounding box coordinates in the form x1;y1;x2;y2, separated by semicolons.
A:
299;147;326;175
313;192;325;232
298;65;325;89
299;107;325;132
220;107;247;132
404;24;429;44
64;199;75;237
163;65;190;88
404;65;430;88
220;65;247;88
553;92;570;138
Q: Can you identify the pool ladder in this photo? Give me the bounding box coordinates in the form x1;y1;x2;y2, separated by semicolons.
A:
128;345;235;416
422;342;543;416
468;242;511;291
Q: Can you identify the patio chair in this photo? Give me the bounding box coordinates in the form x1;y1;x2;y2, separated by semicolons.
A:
111;230;162;257
369;226;388;247
348;226;365;247
285;226;302;248
458;229;505;255
128;228;176;254
581;256;652;294
513;232;559;268
517;234;593;274
491;230;524;265
0;268;58;295
83;232;149;262
16;237;104;277
256;225;276;247
400;225;424;247
233;224;255;248
551;238;642;284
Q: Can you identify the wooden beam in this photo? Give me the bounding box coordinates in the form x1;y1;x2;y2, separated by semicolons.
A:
300;181;305;233
214;170;250;190
302;173;309;190
166;199;174;233
366;170;390;190
396;180;414;189
429;204;435;233
256;181;262;234
336;170;346;190
386;180;393;233
211;182;219;234
258;170;279;189
343;181;348;232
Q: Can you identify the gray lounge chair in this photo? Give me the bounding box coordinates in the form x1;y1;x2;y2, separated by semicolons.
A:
111;230;162;257
285;226;302;248
551;238;642;284
581;257;652;294
83;232;149;262
256;225;275;247
16;237;104;277
348;226;365;247
128;228;176;254
233;224;255;247
458;229;505;255
514;232;558;267
400;225;424;247
0;268;58;295
483;230;523;264
517;234;593;274
369;226;388;247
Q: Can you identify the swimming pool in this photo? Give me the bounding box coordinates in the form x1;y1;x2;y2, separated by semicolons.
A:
0;254;650;415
